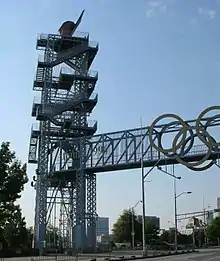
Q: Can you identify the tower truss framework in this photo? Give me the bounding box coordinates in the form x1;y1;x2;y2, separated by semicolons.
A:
29;18;99;251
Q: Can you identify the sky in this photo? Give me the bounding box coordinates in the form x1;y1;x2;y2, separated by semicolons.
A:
1;0;220;231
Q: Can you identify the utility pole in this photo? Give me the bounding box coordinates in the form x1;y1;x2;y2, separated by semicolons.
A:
140;117;146;256
173;166;178;252
131;200;142;250
131;207;135;250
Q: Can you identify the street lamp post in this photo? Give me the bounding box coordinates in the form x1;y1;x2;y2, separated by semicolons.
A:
141;161;160;256
131;200;142;250
174;180;192;251
131;208;135;250
139;164;181;256
140;117;148;257
141;160;146;255
174;175;178;252
157;165;180;251
157;165;191;252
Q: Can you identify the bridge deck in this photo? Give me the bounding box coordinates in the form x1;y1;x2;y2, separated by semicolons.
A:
52;117;220;174
85;146;220;173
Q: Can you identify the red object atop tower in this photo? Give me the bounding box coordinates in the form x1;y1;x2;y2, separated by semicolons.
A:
58;10;85;37
58;21;76;37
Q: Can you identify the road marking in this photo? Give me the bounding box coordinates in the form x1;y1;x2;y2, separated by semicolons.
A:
204;256;220;261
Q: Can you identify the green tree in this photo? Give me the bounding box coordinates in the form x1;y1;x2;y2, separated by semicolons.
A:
112;209;142;244
3;205;29;249
206;217;220;244
160;229;193;245
26;227;34;248
160;230;170;243
0;142;28;211
145;222;159;244
177;232;193;245
112;209;160;245
0;142;28;249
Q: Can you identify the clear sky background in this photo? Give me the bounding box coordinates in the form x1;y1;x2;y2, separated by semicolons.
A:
1;0;220;231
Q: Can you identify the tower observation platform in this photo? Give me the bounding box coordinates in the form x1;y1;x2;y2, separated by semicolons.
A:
28;11;220;253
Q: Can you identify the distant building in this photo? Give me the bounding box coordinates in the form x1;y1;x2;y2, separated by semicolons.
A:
96;217;109;237
217;197;220;217
137;215;160;229
97;234;109;244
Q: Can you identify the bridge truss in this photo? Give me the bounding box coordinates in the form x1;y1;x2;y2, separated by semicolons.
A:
49;111;220;175
28;11;220;253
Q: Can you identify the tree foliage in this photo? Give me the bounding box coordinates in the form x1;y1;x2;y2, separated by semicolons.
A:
160;230;170;242
0;142;28;251
0;142;28;205
26;227;34;248
206;217;220;243
112;209;159;244
112;209;140;243
0;142;61;252
160;230;193;245
145;222;159;243
3;205;29;249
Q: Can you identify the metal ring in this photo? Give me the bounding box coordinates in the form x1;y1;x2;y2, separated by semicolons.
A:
186;160;214;171
148;107;220;172
179;131;195;157
199;113;220;152
172;126;212;167
196;106;220;149
149;114;188;154
157;121;194;158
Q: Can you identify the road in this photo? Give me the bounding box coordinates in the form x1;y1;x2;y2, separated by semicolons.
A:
141;248;220;260
2;248;220;260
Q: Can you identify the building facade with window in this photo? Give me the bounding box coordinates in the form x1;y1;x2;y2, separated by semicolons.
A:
96;216;109;236
137;215;160;229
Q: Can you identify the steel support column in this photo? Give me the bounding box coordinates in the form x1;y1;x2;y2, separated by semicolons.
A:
75;169;86;250
87;173;97;250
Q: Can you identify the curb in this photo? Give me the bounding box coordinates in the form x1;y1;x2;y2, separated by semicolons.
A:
101;250;198;260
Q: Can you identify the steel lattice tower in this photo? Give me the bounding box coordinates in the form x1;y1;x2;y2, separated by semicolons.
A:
28;12;99;252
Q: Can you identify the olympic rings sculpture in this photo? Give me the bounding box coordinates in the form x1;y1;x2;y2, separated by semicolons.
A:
148;106;220;171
